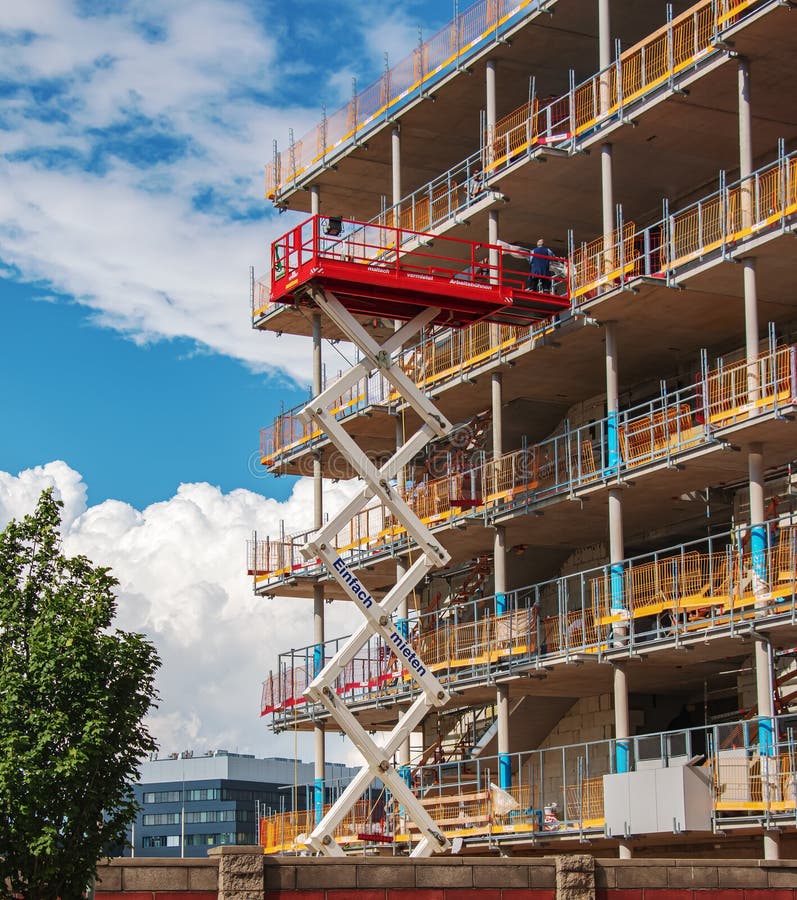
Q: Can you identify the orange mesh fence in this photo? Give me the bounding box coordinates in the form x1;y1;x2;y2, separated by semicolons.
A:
705;346;794;425
483;448;537;501
617;402;693;467
565;776;605;822
570;222;636;298
266;0;544;198
489;101;539;168
260;811;312;852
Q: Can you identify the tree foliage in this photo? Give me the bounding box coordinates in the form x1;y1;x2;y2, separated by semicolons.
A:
0;490;161;900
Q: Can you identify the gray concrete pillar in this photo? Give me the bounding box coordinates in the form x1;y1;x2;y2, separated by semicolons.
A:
764;830;781;861
599;0;614;275
310;185;320;216
738;59;760;402
750;443;776;854
488;209;500;281
606;321;630;858
491;359;509;786
486;59;497;136
392;126;402;210
738;59;753;181
598;0;611;73
497;682;511;790
742;57;773;850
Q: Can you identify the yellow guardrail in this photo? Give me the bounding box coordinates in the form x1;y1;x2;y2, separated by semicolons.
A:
487;0;763;173
266;0;546;200
252;345;796;583
259;744;797;854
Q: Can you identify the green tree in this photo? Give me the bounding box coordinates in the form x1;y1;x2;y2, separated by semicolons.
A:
0;490;161;900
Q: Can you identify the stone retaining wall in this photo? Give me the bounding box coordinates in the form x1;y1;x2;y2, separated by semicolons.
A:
95;850;797;900
95;854;218;900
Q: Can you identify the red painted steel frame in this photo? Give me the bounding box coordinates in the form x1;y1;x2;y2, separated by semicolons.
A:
269;216;570;328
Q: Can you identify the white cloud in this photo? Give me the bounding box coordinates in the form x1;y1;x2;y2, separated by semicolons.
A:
0;0;321;380
0;461;363;759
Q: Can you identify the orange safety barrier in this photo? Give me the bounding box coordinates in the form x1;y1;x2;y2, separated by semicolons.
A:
266;0;545;200
252;345;796;583
483;0;765;177
713;751;797;811
489;100;539;169
261;529;797;717
381;182;462;233
570;222;637;299
617;402;694;467
564;776;605;823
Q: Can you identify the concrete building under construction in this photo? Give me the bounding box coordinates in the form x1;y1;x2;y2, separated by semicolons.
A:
249;0;797;860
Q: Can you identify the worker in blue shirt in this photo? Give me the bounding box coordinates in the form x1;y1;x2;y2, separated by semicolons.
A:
529;239;555;292
495;238;555;291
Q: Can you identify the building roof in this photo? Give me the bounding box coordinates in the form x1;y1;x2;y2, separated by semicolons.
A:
138;752;356;785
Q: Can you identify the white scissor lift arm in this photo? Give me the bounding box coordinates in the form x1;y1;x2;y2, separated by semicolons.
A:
298;287;454;857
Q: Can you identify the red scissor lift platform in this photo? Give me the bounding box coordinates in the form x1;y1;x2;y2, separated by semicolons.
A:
267;216;570;328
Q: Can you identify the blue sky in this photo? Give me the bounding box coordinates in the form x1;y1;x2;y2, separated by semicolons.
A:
0;0;456;755
0;0;452;508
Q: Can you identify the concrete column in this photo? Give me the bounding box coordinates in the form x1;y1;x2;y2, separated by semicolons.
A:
488;209;500;279
750;443;775;849
764;830;781;861
491;355;510;788
613;663;632;859
312;312;325;825
606;321;629;859
738;59;754;180
486;59;497;138
606;322;625;629
310;185;320;216
492;367;505;614
738;59;760;402
744;260;760;402
497;682;511;790
605;322;619;473
492;375;503;459
598;0;611;73
749;443;766;595
391;126;402;210
741;57;771;857
599;0;614;277
601;143;614;243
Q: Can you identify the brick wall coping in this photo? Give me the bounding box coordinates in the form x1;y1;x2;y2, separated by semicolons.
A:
101;857;219;866
262;856;797;867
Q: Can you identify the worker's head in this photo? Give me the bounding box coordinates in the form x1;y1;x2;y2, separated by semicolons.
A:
537;238;545;247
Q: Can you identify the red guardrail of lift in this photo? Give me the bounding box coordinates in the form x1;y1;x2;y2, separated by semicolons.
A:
268;216;570;328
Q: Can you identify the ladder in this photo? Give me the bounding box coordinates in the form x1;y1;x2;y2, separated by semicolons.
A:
298;286;455;857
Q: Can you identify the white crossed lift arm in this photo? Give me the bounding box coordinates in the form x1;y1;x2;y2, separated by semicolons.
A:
298;288;455;857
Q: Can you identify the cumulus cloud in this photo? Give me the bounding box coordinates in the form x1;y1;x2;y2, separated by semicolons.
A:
0;461;363;759
0;0;319;379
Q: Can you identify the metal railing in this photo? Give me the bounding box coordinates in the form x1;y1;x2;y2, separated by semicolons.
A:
259;319;553;467
265;0;553;201
571;147;797;302
250;343;797;583
261;515;797;721
256;144;796;468
258;714;797;853
485;0;765;174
